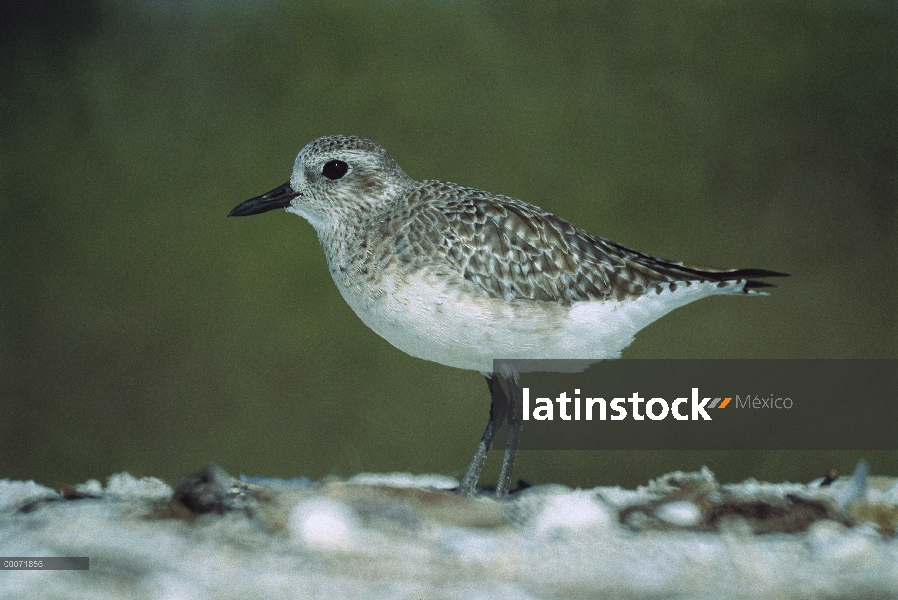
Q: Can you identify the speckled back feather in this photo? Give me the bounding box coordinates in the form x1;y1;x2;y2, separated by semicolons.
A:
390;181;786;304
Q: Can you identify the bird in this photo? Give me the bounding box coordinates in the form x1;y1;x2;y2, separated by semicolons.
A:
229;135;787;497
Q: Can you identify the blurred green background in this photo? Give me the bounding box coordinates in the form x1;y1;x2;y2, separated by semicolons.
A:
2;1;895;490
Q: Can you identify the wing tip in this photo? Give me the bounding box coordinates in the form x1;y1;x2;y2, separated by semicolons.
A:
731;268;790;280
738;269;789;293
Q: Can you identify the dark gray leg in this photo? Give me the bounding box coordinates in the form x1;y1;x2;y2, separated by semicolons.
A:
495;372;523;497
458;374;507;496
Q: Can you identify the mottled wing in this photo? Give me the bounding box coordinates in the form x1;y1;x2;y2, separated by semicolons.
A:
402;182;786;304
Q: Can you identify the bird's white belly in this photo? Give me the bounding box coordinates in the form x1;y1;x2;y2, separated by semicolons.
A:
332;269;718;374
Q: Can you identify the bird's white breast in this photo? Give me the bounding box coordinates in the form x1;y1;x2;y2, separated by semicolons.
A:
328;266;724;373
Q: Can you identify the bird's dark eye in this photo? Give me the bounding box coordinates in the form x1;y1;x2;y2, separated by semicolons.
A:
322;160;349;180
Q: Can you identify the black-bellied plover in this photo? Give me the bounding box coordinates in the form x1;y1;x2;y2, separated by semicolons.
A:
229;135;787;497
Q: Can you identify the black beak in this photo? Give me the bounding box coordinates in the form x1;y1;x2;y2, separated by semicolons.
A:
228;182;300;217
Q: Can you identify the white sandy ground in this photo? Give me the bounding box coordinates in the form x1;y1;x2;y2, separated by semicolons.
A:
1;464;897;600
